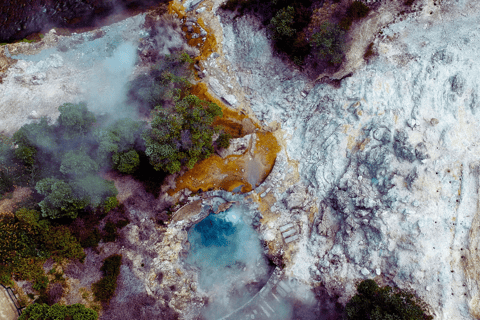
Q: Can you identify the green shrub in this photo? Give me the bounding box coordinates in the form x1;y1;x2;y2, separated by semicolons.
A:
94;118;145;164
127;51;194;111
57;102;96;139
0;209;85;289
80;228;101;249
102;196;119;214
35;178;88;219
112;150;140;174
33;275;49;291
269;6;296;39
345;279;433;320
92;254;122;303
60;151;99;178
19;303;98;320
71;175;117;209
340;1;370;30
102;222;118;243
311;21;346;65
144;95;223;174
216;132;232;149
347;1;370;20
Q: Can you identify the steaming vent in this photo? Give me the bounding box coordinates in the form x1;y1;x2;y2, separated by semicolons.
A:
184;204;274;319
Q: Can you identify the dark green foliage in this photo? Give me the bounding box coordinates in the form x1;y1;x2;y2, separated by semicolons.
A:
12;117;56;171
33;275;49;291
340;1;370;31
269;6;296;39
345;279;433;320
94;118;145;165
14;145;37;167
216;132;232;149
311;21;346;65
57;102;96;139
19;303;98;320
80;228;102;249
112;149;140;174
364;42;375;60
60;150;99;178
127;51;194;112
71;175;117;209
0;208;85;290
102;219;129;243
222;0;314;64
35;178;88;219
92;254;122;303
346;1;371;19
144;95;223;174
102;196;119;214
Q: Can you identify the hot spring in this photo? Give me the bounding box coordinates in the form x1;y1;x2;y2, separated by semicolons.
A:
185;204;274;319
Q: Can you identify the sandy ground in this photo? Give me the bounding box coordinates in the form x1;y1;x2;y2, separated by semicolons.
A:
0;287;18;320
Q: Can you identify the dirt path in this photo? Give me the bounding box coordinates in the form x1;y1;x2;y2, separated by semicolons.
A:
0;287;18;320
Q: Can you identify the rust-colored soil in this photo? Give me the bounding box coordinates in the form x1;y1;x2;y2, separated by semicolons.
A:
170;131;280;195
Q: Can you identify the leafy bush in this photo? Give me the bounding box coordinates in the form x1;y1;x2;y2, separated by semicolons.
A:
127;51;194;112
0;209;85;290
33;275;49;291
57;102;96;139
35;178;88;219
144;95;223;174
269;6;296;39
71;175;117;209
345;279;433;320
216;132;232;149
112;150;140;174
340;1;370;31
102;219;129;243
102;196;119;214
92;254;122;303
60;151;99;178
311;21;346;65
19;303;98;320
94;118;145;165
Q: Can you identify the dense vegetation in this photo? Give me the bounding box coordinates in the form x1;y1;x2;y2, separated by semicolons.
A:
130;51;227;174
0;208;84;291
18;302;98;320
221;0;371;66
0;50;228;314
92;254;122;303
345;279;433;320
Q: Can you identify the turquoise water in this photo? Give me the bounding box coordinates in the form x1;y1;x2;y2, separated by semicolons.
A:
185;205;271;317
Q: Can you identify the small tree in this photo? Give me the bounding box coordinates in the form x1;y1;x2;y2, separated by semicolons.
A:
216;132;232;149
269;6;296;39
60;150;99;178
57;102;96;139
112;149;140;174
35;178;87;219
345;279;433;320
144;95;223;174
19;303;98;320
311;21;346;65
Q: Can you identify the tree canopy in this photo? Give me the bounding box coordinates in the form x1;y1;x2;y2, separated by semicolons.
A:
19;303;98;320
143;95;223;174
345;279;433;320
